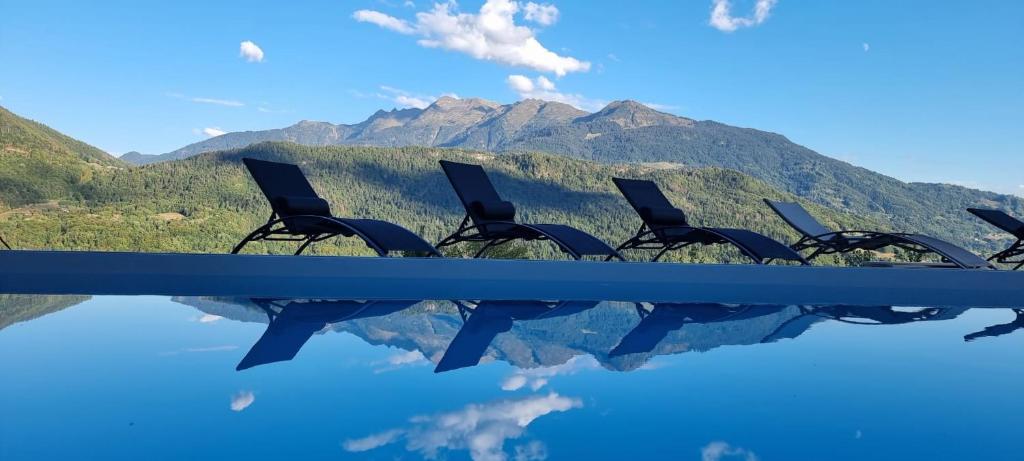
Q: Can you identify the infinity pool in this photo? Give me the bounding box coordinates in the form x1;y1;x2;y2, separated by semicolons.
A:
1;295;1022;460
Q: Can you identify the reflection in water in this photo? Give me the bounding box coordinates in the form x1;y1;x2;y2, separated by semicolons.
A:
435;300;599;373
0;294;90;331
237;299;420;370
176;297;993;377
964;309;1024;342
610;304;785;357
342;392;581;461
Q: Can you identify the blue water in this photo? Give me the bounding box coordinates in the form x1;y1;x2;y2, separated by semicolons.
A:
1;296;1023;460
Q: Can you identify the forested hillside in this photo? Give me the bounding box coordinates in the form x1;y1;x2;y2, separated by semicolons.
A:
0;106;124;206
120;98;1024;249
0;141;886;264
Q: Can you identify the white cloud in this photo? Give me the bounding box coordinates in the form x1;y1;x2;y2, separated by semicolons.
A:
1018;185;1024;189
373;349;430;373
343;429;404;451
354;0;590;76
709;0;777;32
202;127;227;137
522;2;559;26
191;97;244;107
239;40;265;63
513;440;548;461
378;85;436;109
167;92;245;107
606;53;620;62
501;355;598;392
343;393;581;461
353;9;417;34
862;42;870;52
701;441;759;461
159;344;238;356
230;391;255;412
506;74;605;111
198;314;223;323
501;374;529;391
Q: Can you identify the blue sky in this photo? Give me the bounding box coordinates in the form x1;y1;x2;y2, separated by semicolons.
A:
1;0;1021;196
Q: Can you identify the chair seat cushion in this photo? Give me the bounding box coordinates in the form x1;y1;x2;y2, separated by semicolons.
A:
471;200;516;220
640;206;687;225
274;196;331;217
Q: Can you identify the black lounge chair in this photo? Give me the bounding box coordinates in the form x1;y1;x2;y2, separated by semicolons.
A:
436;160;624;260
237;298;419;370
435;300;598;373
610;304;783;357
967;208;1024;270
964;309;1024;342
611;178;809;264
233;158;442;257
764;200;994;269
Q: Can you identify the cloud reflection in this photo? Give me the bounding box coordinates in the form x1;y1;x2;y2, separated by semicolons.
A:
701;441;759;461
230;390;255;412
343;393;581;460
500;356;598;391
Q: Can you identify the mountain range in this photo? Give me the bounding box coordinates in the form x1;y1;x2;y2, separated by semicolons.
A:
118;97;1023;249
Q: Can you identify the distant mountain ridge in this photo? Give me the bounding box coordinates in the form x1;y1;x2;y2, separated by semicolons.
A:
127;97;586;165
124;97;1024;247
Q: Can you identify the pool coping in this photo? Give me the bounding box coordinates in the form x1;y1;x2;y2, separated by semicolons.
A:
1;250;1022;307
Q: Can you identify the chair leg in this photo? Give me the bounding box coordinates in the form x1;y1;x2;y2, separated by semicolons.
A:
232;228;268;254
474;240;499;258
294;235;319;255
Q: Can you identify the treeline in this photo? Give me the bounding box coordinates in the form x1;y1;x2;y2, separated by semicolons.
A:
1;142;907;264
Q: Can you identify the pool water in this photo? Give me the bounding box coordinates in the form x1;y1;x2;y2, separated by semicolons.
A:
1;296;1023;460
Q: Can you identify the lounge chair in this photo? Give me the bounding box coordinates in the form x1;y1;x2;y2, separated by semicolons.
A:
967;208;1024;270
237;299;419;370
764;200;993;269
611;178;809;264
436;160;623;260
233;158;442;256
435;300;598;373
610;304;783;356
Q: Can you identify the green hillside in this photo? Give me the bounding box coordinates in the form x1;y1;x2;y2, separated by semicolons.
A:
0;106;124;207
0;141;887;264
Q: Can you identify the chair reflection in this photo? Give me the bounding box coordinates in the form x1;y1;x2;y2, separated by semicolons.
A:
612;304;970;357
434;300;599;373
610;304;786;356
237;299;420;370
964;309;1024;342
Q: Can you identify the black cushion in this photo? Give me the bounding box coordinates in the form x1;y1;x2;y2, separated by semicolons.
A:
640;206;687;225
273;196;331;217
471;200;516;220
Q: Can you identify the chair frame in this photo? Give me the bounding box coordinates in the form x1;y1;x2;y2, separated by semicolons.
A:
233;158;442;257
612;178;809;265
765;200;993;269
436;160;624;261
967;208;1024;270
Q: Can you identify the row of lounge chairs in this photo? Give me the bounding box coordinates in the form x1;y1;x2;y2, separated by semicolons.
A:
232;157;1023;270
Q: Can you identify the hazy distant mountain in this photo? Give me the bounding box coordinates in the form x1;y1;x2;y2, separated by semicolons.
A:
127;96;586;165
124;97;1024;247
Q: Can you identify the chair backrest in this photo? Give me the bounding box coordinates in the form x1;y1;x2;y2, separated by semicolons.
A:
612;178;688;228
438;160;509;223
242;158;322;217
763;200;835;240
968;208;1024;238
